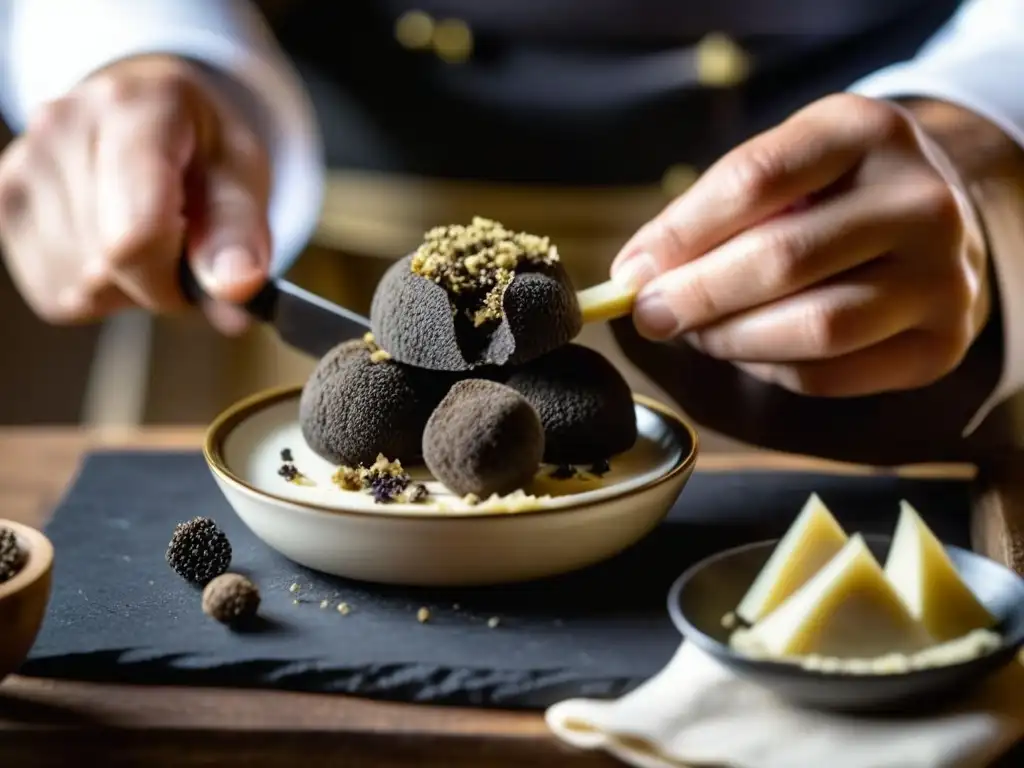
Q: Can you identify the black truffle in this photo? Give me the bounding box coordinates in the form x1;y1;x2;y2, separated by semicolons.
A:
370;251;581;371
422;379;545;498
202;573;260;626
166;517;232;585
299;336;452;467
505;344;637;464
0;526;25;584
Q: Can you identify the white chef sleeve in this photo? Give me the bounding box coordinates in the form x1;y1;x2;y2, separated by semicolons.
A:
849;0;1024;434
0;0;324;275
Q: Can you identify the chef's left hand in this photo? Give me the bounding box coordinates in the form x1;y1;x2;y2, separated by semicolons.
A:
613;93;990;398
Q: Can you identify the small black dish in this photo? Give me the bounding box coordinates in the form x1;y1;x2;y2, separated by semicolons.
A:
667;535;1024;714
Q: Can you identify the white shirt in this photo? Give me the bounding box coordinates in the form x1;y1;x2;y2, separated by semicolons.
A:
1;0;1022;426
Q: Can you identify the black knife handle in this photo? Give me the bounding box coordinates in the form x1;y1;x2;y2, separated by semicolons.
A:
177;257;279;322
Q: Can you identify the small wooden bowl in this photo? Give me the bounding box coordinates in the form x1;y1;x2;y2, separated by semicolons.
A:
0;520;54;682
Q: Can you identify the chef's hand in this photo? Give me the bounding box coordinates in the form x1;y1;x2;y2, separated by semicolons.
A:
0;54;271;335
613;93;990;398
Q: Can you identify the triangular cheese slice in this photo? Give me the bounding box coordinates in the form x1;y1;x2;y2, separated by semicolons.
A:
738;534;934;658
884;500;996;642
736;493;848;623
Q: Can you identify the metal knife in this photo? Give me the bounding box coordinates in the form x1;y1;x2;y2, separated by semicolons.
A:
177;259;371;359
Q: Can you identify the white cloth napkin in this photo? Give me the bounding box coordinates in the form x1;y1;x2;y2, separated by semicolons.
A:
546;642;1024;768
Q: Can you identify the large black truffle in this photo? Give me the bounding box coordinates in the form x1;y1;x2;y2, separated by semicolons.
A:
299;336;453;467
422;379;545;498
370;256;582;372
505;344;638;464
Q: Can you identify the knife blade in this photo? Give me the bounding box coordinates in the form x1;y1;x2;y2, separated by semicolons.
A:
177;259;371;359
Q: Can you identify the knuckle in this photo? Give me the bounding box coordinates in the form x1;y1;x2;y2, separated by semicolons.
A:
93;74;140;105
754;227;811;288
853;97;915;145
27;97;78;134
801;303;849;355
728;143;786;204
913;180;963;236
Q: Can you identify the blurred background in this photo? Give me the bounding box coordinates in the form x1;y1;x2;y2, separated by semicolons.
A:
0;1;772;452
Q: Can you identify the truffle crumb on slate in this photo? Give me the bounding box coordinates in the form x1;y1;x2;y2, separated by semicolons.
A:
299;336;451;467
0;526;25;584
166;517;232;585
422;379;544;498
202;573;261;625
505;343;637;465
370;219;582;372
331;454;429;504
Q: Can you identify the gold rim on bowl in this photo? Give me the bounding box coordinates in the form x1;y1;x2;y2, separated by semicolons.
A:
0;520;54;601
203;384;700;522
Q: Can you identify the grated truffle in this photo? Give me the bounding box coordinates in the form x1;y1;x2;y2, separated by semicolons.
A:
370;219;582;371
422;379;544;498
166;517;232;585
299;336;453;467
0;526;25;584
202;573;261;625
505;344;637;464
331;454;429;504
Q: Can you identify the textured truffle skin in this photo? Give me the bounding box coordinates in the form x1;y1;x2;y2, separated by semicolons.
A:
505;344;637;464
166;517;232;585
370;255;582;371
299;339;452;467
422;379;545;498
0;527;25;584
202;573;261;626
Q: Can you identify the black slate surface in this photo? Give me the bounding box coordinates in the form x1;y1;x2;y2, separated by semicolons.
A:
21;451;973;709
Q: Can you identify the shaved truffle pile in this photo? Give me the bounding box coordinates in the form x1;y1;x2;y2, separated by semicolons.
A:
299;218;640;502
422;380;545;498
299;335;452;467
370;218;582;371
505;344;637;465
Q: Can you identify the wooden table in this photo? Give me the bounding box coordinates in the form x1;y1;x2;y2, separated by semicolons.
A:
0;427;1020;767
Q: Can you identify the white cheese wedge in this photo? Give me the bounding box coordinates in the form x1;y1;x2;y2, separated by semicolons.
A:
736;493;848;623
884;500;996;642
736;534;934;659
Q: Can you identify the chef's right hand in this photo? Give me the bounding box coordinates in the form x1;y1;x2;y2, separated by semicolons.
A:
0;54;272;335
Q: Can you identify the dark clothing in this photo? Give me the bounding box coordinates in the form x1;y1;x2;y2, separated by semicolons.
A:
267;0;963;183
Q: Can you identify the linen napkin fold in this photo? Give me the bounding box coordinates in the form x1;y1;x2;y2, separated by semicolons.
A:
546;642;1024;768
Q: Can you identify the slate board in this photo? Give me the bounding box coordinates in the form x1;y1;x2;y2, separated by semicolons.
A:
21;451;973;709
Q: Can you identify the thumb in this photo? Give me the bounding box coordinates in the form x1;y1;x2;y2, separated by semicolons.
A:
187;150;272;305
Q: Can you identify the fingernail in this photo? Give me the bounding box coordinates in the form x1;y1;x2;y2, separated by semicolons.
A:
204;246;259;288
611;251;658;290
634;288;680;340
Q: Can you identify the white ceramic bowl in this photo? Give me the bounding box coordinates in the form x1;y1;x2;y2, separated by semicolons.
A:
203;385;699;586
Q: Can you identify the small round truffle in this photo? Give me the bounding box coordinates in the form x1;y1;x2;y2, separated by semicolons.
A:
0;526;25;584
505;344;637;464
166;517;232;585
202;573;261;626
422;379;545;498
370;242;582;371
299;336;452;467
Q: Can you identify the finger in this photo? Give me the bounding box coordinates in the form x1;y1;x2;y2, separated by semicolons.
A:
630;183;911;339
202;298;252;337
94;101;195;310
735;329;953;398
685;260;930;362
187;122;271;304
613;94;912;279
0;141;87;321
